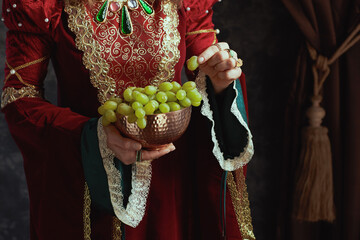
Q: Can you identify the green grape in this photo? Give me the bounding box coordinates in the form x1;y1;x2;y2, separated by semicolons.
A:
144;85;157;95
182;81;196;91
191;101;201;107
166;91;177;102
150;100;159;110
148;94;155;100
134;87;145;93
103;100;118;111
159;82;173;92
159;103;170;113
137;117;147;129
134;92;149;105
109;97;122;104
171;81;181;93
127;113;137;123
132;101;143;110
132;90;140;100
176;89;186;100
135;108;146;119
168;102;181;112
117;103;134;116
98;105;106;115
144;102;156;115
186;89;202;102
123;88;133;102
179;97;192;108
187;56;199;71
104;110;117;123
102;117;111;126
156;91;168;103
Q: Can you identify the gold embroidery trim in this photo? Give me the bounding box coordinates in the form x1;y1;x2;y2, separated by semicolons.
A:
213;34;217;44
65;0;180;103
186;28;218;36
1;87;42;109
5;56;49;89
152;0;181;86
112;217;122;239
186;29;218;48
84;183;92;240
65;0;116;104
227;171;256;240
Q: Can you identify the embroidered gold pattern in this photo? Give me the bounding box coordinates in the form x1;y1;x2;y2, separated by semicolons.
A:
1;87;42;109
5;56;49;88
227;171;255;240
65;0;180;103
112;217;122;239
153;0;180;86
84;183;92;240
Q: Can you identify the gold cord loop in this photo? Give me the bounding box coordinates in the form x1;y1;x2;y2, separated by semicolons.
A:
5;56;49;89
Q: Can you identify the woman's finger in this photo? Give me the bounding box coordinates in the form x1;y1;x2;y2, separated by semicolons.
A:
118;136;142;151
198;63;219;79
205;50;231;68
103;124;142;151
114;150;137;165
217;67;242;82
141;144;176;161
198;42;230;64
214;58;237;72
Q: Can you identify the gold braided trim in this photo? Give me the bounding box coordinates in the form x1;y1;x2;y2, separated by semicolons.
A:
1;87;42;109
186;28;218;36
84;183;91;240
186;29;218;44
5;57;49;89
227;171;256;240
112;217;122;239
212;34;217;45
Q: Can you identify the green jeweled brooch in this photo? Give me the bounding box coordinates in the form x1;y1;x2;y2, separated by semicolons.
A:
96;0;154;35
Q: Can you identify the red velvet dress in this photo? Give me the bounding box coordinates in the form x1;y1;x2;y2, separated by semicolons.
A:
1;0;255;239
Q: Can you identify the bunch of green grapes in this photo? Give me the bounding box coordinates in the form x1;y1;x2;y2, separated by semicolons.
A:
98;81;202;129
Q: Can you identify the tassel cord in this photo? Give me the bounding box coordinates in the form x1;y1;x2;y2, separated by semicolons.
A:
306;23;360;97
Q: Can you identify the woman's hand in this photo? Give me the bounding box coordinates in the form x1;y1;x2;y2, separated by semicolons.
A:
103;124;176;165
198;42;242;94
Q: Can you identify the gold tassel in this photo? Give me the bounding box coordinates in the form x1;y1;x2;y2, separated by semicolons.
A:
293;96;335;222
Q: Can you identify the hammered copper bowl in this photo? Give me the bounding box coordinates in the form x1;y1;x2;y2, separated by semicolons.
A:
115;106;192;149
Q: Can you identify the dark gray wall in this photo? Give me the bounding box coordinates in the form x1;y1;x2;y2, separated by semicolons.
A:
0;0;301;239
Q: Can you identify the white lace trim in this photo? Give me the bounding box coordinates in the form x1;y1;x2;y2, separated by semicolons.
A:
97;119;152;227
195;71;254;171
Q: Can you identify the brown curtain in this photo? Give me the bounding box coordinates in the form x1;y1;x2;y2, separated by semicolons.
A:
277;0;360;240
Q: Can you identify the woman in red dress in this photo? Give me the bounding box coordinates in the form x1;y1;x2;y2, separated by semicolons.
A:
1;0;255;239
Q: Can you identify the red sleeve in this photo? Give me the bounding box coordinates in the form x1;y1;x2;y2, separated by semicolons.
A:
183;0;219;57
1;1;89;236
1;0;89;154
